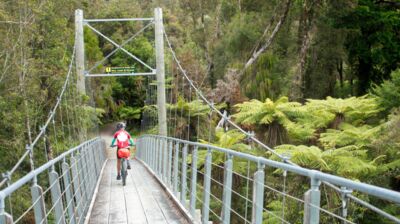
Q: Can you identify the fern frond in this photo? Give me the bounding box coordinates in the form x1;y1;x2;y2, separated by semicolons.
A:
273;145;330;170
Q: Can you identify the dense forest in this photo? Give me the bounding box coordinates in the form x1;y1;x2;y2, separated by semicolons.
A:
1;0;400;223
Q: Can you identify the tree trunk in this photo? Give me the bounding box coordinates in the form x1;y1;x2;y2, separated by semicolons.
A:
45;134;53;161
240;0;292;77
357;57;372;95
289;0;319;102
337;59;344;88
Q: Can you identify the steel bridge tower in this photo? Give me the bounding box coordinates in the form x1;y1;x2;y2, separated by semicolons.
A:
74;8;167;136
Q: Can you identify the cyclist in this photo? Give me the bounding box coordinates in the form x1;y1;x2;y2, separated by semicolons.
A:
110;122;134;180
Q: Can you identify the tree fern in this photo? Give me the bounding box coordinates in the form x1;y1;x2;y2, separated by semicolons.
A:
306;95;381;127
197;129;254;174
273;144;330;170
322;150;376;178
319;123;382;149
233;96;299;146
272;144;378;179
167;97;221;139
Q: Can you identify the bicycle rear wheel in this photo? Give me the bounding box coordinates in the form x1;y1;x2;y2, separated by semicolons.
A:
121;159;127;186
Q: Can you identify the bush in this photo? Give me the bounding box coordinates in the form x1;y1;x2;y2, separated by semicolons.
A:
372;69;400;113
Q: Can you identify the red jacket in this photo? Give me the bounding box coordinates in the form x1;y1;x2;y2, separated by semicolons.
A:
113;130;131;149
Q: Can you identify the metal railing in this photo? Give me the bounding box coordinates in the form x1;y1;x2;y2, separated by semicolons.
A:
0;137;106;224
136;135;400;224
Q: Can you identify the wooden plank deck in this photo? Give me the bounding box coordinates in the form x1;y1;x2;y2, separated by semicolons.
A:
88;158;189;224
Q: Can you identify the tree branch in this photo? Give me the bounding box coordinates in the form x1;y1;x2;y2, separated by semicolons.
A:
239;0;292;77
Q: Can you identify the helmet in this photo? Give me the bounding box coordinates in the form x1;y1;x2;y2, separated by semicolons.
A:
117;122;126;130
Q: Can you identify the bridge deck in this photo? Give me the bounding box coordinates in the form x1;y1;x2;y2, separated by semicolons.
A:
88;158;189;224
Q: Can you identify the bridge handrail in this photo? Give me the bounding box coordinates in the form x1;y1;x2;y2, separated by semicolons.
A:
137;135;400;223
0;137;106;224
140;134;400;204
0;137;100;200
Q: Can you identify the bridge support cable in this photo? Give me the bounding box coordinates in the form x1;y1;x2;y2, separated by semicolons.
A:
162;28;400;223
0;47;76;189
0;138;106;224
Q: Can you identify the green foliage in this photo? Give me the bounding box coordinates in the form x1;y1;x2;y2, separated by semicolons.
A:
336;0;400;94
319;123;382;149
263;201;284;224
322;148;377;178
372;69;400;113
234;96;302;146
201;129;251;151
306;96;380;125
118;106;141;120
234;97;298;126
274;144;329;170
167;97;222;140
84;27;103;67
273;144;377;179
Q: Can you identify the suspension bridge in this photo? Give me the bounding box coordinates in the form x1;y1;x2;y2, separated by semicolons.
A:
1;8;400;224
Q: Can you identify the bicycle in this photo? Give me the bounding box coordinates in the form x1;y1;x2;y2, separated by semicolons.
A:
111;145;131;186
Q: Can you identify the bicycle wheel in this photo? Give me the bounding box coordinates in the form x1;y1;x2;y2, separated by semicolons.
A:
121;159;127;186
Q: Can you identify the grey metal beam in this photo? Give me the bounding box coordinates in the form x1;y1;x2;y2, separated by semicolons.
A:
221;155;233;224
251;165;265;224
180;144;188;207
189;146;198;216
70;155;83;221
304;178;321;224
84;18;154;22
163;139;168;183
31;184;47;224
85;72;156;77
167;141;173;187
173;143;180;196
49;170;66;224
0;212;12;224
62;161;76;224
201;149;212;224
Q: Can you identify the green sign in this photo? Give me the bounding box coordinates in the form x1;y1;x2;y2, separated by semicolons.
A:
105;66;135;73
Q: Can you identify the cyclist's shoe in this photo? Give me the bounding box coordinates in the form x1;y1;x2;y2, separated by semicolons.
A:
116;174;121;180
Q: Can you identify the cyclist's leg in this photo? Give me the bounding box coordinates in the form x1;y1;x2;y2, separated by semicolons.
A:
127;147;131;169
116;149;121;178
117;158;121;174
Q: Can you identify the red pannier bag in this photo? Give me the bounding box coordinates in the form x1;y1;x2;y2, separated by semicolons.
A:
118;148;131;158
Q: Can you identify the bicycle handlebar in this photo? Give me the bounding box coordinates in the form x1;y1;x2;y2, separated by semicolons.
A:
110;144;134;148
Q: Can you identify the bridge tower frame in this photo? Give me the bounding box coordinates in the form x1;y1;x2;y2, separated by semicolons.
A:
75;8;167;136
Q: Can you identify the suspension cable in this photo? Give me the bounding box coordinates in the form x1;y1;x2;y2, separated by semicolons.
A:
0;46;76;188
